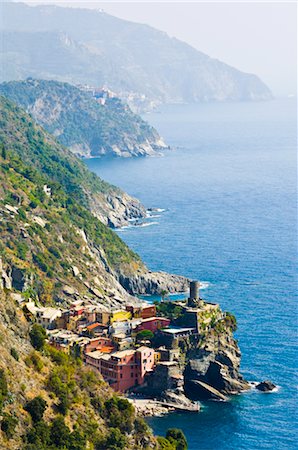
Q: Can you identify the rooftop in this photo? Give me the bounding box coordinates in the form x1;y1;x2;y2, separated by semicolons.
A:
161;327;195;335
111;349;136;358
86;322;102;331
141;317;170;323
85;350;103;360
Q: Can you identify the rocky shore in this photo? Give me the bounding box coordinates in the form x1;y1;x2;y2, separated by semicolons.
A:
118;271;189;295
127;396;199;417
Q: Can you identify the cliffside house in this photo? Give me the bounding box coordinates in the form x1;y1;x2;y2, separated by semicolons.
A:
136;317;171;333
126;304;156;319
85;346;155;392
48;330;89;354
36;307;62;329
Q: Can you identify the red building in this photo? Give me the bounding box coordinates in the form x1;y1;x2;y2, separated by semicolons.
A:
136;317;170;333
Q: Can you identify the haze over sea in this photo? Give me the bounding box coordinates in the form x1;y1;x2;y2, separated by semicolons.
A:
87;98;297;450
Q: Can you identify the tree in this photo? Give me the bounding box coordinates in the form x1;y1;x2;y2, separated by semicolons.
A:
25;396;47;423
136;329;154;342
29;324;46;351
10;348;19;361
1;413;18;439
166;428;187;450
104;427;127;450
1;144;7;160
0;369;8;411
160;289;169;302
50;416;71;448
26;420;50;447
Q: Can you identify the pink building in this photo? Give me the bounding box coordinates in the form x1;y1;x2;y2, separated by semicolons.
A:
86;346;155;392
137;317;170;333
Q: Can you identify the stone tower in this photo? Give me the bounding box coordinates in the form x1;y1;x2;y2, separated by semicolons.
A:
188;280;199;307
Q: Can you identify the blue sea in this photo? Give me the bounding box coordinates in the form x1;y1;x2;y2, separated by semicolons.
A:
87;98;297;450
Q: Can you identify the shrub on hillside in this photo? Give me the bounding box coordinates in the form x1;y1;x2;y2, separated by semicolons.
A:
24;396;47;422
29;324;46;351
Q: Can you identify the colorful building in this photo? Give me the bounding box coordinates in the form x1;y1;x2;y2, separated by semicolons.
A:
126;304;156;319
137;317;170;333
85;346;155;392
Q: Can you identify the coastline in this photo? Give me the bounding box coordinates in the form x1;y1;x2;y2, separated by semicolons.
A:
127;396;200;417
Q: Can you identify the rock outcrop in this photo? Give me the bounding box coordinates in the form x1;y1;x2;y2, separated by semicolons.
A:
90;191;147;229
256;380;276;392
184;329;249;400
141;361;199;412
118;271;189;295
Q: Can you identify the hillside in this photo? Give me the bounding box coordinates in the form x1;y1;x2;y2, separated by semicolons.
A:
0;95;189;447
0;79;167;158
1;2;272;109
0;95;188;299
0;93;148;228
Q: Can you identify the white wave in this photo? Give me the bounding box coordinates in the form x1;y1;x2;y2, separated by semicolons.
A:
199;281;210;290
136;221;159;228
116;221;159;231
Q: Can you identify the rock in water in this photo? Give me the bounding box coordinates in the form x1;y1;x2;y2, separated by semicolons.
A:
256;380;276;392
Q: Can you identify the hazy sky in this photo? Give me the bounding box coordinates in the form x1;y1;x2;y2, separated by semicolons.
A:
22;1;297;96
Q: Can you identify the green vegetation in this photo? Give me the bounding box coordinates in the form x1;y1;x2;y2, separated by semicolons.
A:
0;413;18;439
29;324;47;351
155;301;184;321
224;312;237;332
10;348;19;361
0;79;163;158
24;396;47;423
157;429;187;450
103;396;135;433
24;416;86;450
136;329;154;342
166;429;187;450
0;369;8;411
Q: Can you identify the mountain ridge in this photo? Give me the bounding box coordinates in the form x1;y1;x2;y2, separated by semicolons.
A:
1;2;273;110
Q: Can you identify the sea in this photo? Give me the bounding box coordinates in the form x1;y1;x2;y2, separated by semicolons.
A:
86;98;297;450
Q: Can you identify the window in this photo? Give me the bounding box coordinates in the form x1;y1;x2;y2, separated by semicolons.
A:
131;373;133;378
120;374;123;379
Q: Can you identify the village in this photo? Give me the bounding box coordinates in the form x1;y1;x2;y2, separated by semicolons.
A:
22;282;223;396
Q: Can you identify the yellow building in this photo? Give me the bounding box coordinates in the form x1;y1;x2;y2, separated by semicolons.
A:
110;310;132;323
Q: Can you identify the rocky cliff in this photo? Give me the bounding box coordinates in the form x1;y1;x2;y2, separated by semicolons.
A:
184;326;249;400
0;94;148;229
0;95;187;309
148;302;249;403
0;79;168;158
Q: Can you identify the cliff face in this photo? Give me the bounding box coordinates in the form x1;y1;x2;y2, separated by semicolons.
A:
0;94;147;229
1;3;273;109
118;271;189;296
0;79;168;158
184;328;249;400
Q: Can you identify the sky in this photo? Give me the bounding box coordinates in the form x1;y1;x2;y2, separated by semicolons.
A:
21;1;297;96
